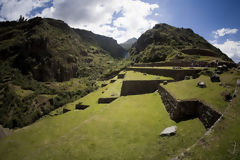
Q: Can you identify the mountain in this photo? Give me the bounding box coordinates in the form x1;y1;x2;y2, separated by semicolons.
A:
0;17;128;128
129;23;233;63
74;29;125;58
120;38;137;51
0;17;126;82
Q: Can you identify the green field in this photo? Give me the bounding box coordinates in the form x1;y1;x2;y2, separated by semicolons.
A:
124;71;173;80
1;68;239;160
163;75;229;112
0;90;205;160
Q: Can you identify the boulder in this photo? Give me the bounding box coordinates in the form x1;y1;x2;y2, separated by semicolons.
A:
223;64;228;71
63;108;70;113
163;80;168;85
224;93;232;101
110;79;116;83
160;126;177;136
237;79;240;86
197;81;206;88
217;65;223;70
211;74;220;82
101;83;107;87
216;70;223;74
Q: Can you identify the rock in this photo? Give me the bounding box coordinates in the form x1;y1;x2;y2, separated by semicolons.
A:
160;125;177;136
197;81;206;88
224;93;232;101
237;79;240;86
0;125;11;139
219;82;223;86
216;70;223;74
101;83;107;87
63;108;70;113
118;74;125;79
173;66;182;70
217;65;223;70
75;104;89;110
223;64;228;71
184;76;190;80
163;80;168;85
233;89;238;98
211;74;220;82
110;79;116;83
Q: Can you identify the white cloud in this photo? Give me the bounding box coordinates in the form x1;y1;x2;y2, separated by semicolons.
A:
0;0;50;20
213;28;238;39
0;0;159;43
211;39;240;62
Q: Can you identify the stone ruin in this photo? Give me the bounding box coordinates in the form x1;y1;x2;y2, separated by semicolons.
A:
98;97;118;103
75;103;89;110
158;85;222;129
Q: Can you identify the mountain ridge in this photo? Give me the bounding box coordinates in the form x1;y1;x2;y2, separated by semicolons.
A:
120;37;137;51
130;23;233;63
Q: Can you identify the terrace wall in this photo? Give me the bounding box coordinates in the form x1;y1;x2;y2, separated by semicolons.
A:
120;80;174;96
158;85;222;129
126;68;201;81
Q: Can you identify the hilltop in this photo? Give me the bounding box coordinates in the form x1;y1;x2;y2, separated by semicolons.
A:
130;23;233;64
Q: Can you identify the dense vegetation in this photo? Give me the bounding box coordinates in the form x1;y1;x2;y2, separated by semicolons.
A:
0;17;129;128
130;23;232;63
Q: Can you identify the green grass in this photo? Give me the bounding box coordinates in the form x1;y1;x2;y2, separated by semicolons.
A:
129;66;206;70
124;71;173;80
0;91;205;160
163;75;229;112
101;79;122;97
182;88;240;160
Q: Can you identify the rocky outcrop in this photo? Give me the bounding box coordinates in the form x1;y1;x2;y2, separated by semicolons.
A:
126;68;201;81
160;125;177;136
120;80;175;96
158;85;222;129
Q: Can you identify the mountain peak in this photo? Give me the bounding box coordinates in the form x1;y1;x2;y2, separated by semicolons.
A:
120;37;137;51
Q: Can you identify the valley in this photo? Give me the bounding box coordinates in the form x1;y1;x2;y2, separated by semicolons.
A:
0;17;240;160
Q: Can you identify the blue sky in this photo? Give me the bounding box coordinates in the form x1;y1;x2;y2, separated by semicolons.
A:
0;0;239;62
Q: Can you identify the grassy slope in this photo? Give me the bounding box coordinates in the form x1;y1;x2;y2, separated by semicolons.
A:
124;70;173;80
0;86;205;160
163;75;229;112
184;90;240;160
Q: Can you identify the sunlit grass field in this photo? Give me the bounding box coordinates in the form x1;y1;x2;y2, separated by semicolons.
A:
0;91;205;160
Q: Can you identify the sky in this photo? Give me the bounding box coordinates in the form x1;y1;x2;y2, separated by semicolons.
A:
0;0;239;62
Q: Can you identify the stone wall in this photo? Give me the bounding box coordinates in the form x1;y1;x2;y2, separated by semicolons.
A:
133;61;236;68
120;80;174;96
158;85;222;129
181;49;216;57
118;74;125;79
98;97;118;103
126;68;201;81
